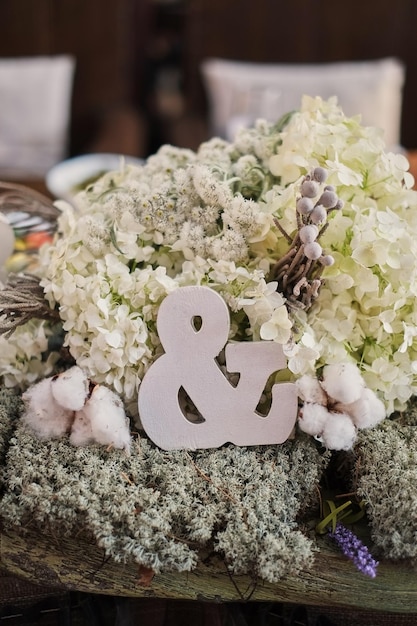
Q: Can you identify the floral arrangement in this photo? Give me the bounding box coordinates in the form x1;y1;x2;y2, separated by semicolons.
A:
2;95;417;450
1;95;417;583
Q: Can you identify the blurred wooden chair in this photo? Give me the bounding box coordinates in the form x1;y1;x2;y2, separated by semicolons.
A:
179;0;417;151
200;57;405;149
0;55;75;179
0;0;148;180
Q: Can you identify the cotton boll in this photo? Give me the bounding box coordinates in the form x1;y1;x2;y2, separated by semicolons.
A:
298;403;331;436
321;363;364;404
51;366;89;411
22;378;74;439
70;410;94;446
337;387;386;430
356;388;386;428
321;412;357;451
81;384;131;454
296;374;327;404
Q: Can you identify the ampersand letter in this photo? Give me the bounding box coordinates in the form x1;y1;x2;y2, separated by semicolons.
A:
138;286;298;450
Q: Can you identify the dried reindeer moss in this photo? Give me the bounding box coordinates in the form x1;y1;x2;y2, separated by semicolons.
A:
0;388;23;491
0;418;330;583
5;387;417;578
354;403;417;564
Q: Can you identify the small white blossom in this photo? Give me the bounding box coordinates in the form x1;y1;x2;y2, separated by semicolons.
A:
260;305;292;344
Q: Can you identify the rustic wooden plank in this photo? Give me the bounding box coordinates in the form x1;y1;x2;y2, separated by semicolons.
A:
1;528;417;613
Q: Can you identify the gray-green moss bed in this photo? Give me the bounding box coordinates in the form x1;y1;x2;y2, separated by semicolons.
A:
0;388;24;491
354;402;417;566
0;391;330;583
4;388;417;581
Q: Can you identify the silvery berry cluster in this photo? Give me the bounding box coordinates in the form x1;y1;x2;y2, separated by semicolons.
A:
272;167;343;308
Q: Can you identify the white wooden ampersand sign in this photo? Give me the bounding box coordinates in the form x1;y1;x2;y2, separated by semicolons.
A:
138;286;298;450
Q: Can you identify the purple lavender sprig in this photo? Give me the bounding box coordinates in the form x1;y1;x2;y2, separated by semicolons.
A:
328;523;379;578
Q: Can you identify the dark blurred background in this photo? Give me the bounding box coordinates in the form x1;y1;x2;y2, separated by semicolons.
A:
1;0;417;163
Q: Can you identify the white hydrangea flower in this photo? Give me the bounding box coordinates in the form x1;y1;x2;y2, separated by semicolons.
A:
260;305;293;344
0;320;60;389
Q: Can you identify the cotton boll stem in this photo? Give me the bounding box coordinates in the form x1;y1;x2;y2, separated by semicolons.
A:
300;180;320;198
312;167;328;183
299;224;319;244
318;190;338;209
270;166;341;310
304;242;322;260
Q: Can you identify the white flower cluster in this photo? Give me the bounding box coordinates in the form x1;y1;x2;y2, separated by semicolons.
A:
22;366;131;453
0;319;59;389
2;95;417;450
37;134;293;410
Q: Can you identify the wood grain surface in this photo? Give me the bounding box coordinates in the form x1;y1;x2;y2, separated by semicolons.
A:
1;527;416;613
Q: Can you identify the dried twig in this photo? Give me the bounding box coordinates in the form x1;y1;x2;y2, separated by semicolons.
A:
0;273;60;335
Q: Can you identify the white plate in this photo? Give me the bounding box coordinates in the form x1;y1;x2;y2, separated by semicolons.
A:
46;153;144;200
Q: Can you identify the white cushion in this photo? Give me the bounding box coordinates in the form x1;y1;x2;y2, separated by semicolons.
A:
201;57;405;149
0;55;75;178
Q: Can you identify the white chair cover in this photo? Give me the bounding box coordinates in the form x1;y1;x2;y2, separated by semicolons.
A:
201;57;405;150
0;55;75;178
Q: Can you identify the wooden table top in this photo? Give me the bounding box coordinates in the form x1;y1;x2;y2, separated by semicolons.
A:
1;526;417;612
